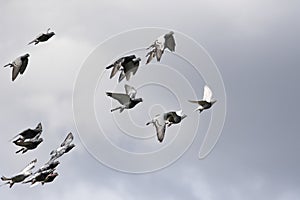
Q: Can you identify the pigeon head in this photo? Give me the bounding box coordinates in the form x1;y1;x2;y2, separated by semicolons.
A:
136;98;143;103
136;57;141;62
37;138;43;144
36;122;42;131
22;53;30;58
48;32;55;37
169;31;174;35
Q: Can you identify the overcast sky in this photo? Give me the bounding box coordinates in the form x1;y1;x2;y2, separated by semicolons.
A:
1;0;300;199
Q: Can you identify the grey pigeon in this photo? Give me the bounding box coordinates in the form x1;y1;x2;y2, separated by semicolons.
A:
49;132;75;161
106;55;136;79
106;84;143;113
188;85;217;113
28;28;55;45
41;172;58;185
13;134;43;154
23;169;55;186
9;122;42;142
118;57;141;82
146;31;176;64
3;53;30;81
1;159;37;188
146;110;186;142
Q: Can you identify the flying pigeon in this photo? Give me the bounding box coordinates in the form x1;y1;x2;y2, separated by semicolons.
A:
49;132;75;161
106;84;143;113
28;28;55;45
37;160;60;173
106;55;136;79
118;57;141;82
41;172;58;185
9;122;42;142
188;85;217;113
23;169;55;186
13;134;43;154
3;53;30;81
146;110;186;142
146;31;176;64
1;159;37;188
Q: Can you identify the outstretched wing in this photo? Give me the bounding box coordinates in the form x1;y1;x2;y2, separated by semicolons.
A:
154;118;167;143
21;159;37;173
164;33;176;51
188;100;200;104
124;84;137;99
107;92;130;105
60;132;73;147
203;85;213;102
12;66;20;81
19;58;29;74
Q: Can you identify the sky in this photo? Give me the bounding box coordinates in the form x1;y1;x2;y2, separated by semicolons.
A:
0;0;300;199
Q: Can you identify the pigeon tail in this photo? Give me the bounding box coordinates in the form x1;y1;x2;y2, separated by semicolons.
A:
106;64;114;69
110;106;122;112
106;92;112;97
1;176;10;181
3;63;12;68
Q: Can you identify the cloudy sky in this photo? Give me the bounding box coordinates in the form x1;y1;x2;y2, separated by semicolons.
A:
1;0;300;199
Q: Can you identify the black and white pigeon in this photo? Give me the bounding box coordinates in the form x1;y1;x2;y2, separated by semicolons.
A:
146;110;187;142
146;31;176;64
49;132;75;161
188;85;217;113
9;122;42;142
37;160;60;173
28;28;55;45
23;169;54;185
13;134;43;154
118;57;141;82
106;84;143;113
3;53;30;81
106;55;136;79
1;159;37;188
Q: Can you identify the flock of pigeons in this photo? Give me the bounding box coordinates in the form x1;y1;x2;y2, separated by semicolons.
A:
105;31;217;142
1;29;75;188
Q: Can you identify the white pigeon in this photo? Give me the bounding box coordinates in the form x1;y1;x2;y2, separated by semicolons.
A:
188;85;217;113
3;53;30;81
49;132;75;161
146;31;176;64
1;159;37;188
106;84;143;113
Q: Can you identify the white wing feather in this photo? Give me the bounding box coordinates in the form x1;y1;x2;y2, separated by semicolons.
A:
124;84;137;99
203;85;213;102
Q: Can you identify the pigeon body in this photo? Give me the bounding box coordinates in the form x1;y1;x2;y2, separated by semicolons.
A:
188;85;217;113
146;110;186;142
13;135;43;154
118;57;141;82
106;84;143;113
28;28;55;45
1;159;37;188
146;31;176;64
3;53;30;81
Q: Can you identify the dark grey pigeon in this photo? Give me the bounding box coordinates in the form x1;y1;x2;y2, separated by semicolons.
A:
188;85;217;113
3;53;30;81
13;134;43;154
106;55;136;79
49;132;75;161
146;110;186;142
28;28;55;45
10;122;42;142
23;169;55;186
1;159;37;188
41;172;58;185
145;31;176;64
106;84;143;113
118;57;141;82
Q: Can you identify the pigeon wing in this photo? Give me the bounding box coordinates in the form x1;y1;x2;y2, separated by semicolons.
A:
124;84;137;99
164;34;176;51
12;66;20;81
108;93;130;105
203;85;213;102
154;118;166;142
21;159;37;173
19;58;28;74
60;132;74;147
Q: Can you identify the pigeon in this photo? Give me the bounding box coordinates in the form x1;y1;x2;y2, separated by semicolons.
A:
49;132;75;161
28;28;55;45
9;122;42;142
13;134;43;154
146;110;187;142
1;159;37;188
188;85;217;113
23;169;55;186
118;57;141;82
106;55;136;79
37;160;60;173
106;84;143;113
3;53;30;81
41;172;58;185
146;31;176;64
